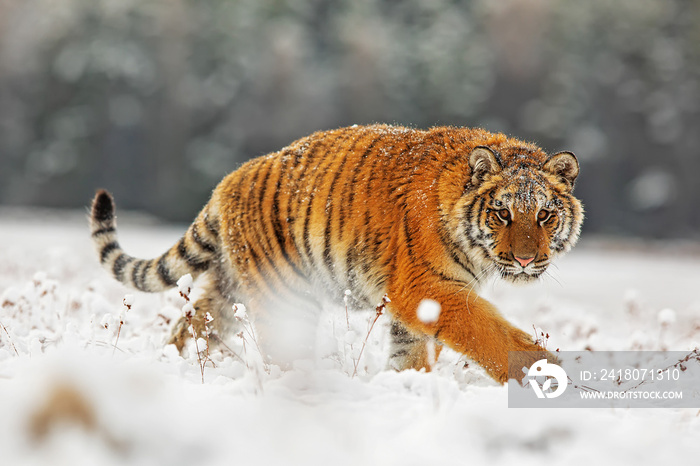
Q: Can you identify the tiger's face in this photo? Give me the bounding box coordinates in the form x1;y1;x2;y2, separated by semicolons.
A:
461;146;583;284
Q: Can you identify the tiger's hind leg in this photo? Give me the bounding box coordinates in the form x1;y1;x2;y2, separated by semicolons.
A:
388;319;442;372
168;278;238;352
248;293;323;368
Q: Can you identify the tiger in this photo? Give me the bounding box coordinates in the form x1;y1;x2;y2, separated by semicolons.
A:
89;124;583;384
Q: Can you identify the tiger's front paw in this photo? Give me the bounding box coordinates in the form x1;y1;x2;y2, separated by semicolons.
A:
507;349;559;385
506;330;559;385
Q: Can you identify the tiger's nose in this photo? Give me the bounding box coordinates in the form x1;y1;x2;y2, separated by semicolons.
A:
514;256;534;267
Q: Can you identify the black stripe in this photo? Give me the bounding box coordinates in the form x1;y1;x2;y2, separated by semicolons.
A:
403;212;470;287
363;148;382;198
341;134;382;282
475;197;486;225
235;158;316;299
92;190;115;223
113;253;134;282
554;213;572;252
322;224;335;279
245;160;267;225
256;159;274;214
254;158;280;265
284;137;327;270
302;133;350;270
204;212;219;238
373;274;388;291
247;247;274;294
187;260;210;272
157;255;175;287
339;132;381;242
139;261;152;290
436;167;478;278
323;138;358;281
346;246;357;289
363;131;404;198
361;210;373;274
392;336;419;346
446;241;477;278
453;251;477;277
92;226;115;237
391;322;421;345
402;212;417;256
131;260;143;287
302;188;316;267
270;152;307;279
283;169;304;268
253;158;276;217
257;156;309;288
177;237;188;258
240;159;273;279
100;241;119;264
345;135;381;214
434;199;478;278
247;246;312;303
191;223;216;254
176;238;210;271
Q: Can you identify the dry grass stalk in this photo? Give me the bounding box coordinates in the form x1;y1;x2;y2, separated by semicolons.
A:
352;294;389;378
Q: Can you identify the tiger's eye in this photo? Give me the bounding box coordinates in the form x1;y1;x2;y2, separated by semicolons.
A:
498;209;511;221
537;210;551;222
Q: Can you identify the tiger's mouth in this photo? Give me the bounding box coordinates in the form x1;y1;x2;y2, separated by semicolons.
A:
494;260;548;283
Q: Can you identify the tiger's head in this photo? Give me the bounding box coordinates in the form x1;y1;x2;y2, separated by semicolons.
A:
459;145;584;284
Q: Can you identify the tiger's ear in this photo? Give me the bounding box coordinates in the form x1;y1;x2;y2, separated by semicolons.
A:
543;151;579;189
469;146;502;186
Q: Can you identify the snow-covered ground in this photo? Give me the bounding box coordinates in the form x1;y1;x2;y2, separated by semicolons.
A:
1;208;700;465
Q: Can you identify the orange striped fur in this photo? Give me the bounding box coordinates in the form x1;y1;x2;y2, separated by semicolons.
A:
90;124;583;383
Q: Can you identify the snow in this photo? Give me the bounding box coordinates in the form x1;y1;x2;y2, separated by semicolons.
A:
343;330;358;345
658;308;677;326
122;294;135;307
417;298;441;323
233;303;248;320
1;209;700;465
181;302;195;318
177;274;194;295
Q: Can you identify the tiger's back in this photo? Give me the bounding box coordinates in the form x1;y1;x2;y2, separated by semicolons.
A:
216;124;406;310
91;124;583;383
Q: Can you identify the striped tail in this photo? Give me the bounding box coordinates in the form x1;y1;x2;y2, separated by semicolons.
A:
89;189;220;292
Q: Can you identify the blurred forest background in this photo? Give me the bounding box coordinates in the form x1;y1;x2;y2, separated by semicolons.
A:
0;0;698;239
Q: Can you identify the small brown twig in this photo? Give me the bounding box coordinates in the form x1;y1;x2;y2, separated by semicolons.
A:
621;348;700;394
113;295;132;355
540;349;700;397
352;294;389;378
532;325;550;349
0;320;19;356
178;274;208;384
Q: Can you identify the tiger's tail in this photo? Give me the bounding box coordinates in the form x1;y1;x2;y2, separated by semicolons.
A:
89;190;220;292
